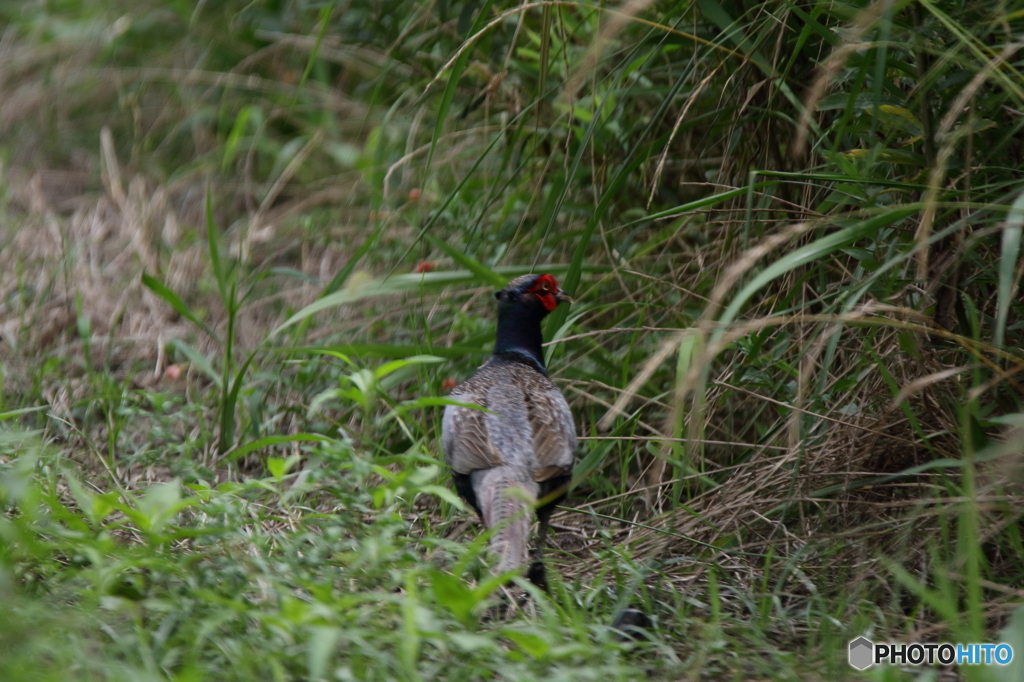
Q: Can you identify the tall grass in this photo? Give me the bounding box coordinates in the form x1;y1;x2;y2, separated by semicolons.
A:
1;0;1023;679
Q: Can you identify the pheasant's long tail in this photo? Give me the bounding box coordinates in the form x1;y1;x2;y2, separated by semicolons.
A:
475;467;536;575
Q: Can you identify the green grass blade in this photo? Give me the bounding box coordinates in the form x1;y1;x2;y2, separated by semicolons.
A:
547;151;650;333
322;223;386;298
424;234;505;288
617;182;779;231
995;190;1024;349
142;273;220;343
424;0;494;177
274;265;610;336
297;4;334;93
206;190;228;306
220;349;260;455
225;433;333;462
169;339;222;389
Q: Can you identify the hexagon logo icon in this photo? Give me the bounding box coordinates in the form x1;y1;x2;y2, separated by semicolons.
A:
849;637;874;670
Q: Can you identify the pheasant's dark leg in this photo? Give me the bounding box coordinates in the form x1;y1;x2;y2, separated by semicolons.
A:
534;502;555;558
528;475;570;591
452;472;483;518
526;504;554;590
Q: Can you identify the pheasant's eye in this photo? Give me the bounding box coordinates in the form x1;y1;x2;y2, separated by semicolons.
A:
540;282;551;292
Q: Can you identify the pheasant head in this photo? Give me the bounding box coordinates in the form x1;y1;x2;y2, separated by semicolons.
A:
493;273;571;372
495;273;571;312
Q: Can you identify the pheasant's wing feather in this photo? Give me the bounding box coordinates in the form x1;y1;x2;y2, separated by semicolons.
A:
442;389;504;473
527;388;576;480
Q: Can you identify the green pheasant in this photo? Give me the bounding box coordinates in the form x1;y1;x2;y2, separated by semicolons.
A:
443;274;576;587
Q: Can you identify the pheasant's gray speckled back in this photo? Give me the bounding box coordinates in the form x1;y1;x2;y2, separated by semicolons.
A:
442;357;575;482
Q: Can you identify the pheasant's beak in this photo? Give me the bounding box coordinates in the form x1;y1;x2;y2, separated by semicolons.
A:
555;289;572;305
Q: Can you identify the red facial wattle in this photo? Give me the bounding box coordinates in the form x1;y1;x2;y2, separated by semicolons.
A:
527;274;560;312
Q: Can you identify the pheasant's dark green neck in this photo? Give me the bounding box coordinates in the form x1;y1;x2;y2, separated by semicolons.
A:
493;301;548;374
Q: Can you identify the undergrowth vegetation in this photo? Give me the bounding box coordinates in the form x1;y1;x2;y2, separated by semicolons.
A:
2;0;1024;679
